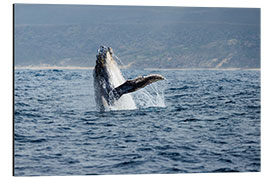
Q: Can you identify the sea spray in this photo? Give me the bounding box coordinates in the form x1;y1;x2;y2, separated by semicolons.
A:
112;54;126;67
132;80;167;109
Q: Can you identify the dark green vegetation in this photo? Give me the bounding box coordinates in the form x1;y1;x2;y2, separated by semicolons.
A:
14;5;260;69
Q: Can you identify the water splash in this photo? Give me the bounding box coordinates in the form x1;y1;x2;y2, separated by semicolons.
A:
112;54;125;67
133;80;167;109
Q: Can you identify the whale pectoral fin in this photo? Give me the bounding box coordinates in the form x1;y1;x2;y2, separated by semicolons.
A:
111;74;165;100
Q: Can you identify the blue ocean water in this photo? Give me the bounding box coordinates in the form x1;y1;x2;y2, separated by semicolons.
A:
14;69;260;176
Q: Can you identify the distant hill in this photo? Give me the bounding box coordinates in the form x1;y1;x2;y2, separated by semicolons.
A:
14;5;260;69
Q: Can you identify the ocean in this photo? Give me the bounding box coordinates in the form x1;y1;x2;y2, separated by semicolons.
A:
14;69;260;176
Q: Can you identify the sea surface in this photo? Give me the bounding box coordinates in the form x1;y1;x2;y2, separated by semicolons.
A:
14;69;260;176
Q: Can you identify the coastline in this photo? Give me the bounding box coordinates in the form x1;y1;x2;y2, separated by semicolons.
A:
14;66;260;71
144;68;261;71
14;66;95;70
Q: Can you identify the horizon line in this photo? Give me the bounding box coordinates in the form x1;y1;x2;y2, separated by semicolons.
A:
14;66;260;71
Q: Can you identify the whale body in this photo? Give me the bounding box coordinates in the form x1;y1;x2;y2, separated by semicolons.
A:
93;46;165;112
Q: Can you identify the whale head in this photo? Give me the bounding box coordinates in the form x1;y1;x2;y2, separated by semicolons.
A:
94;46;123;87
95;46;115;67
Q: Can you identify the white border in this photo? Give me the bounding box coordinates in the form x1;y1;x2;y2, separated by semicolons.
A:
2;0;263;7
1;0;269;180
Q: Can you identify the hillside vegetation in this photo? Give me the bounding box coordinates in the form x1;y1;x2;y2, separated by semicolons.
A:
14;5;260;69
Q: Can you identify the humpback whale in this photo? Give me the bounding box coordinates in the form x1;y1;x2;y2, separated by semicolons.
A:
93;46;165;112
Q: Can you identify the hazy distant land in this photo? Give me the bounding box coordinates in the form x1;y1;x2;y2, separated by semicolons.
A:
15;65;260;71
14;5;260;69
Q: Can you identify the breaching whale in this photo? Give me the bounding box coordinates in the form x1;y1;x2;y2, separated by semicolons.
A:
93;46;165;112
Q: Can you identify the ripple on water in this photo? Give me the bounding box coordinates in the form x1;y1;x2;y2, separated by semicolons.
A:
14;69;260;176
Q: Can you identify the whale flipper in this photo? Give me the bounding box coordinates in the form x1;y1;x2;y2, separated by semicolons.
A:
110;74;165;100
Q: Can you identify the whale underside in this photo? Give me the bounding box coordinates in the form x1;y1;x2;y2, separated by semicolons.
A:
93;46;165;111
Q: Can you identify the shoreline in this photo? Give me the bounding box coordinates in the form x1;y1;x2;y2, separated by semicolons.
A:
15;66;94;70
14;66;260;71
144;68;260;71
